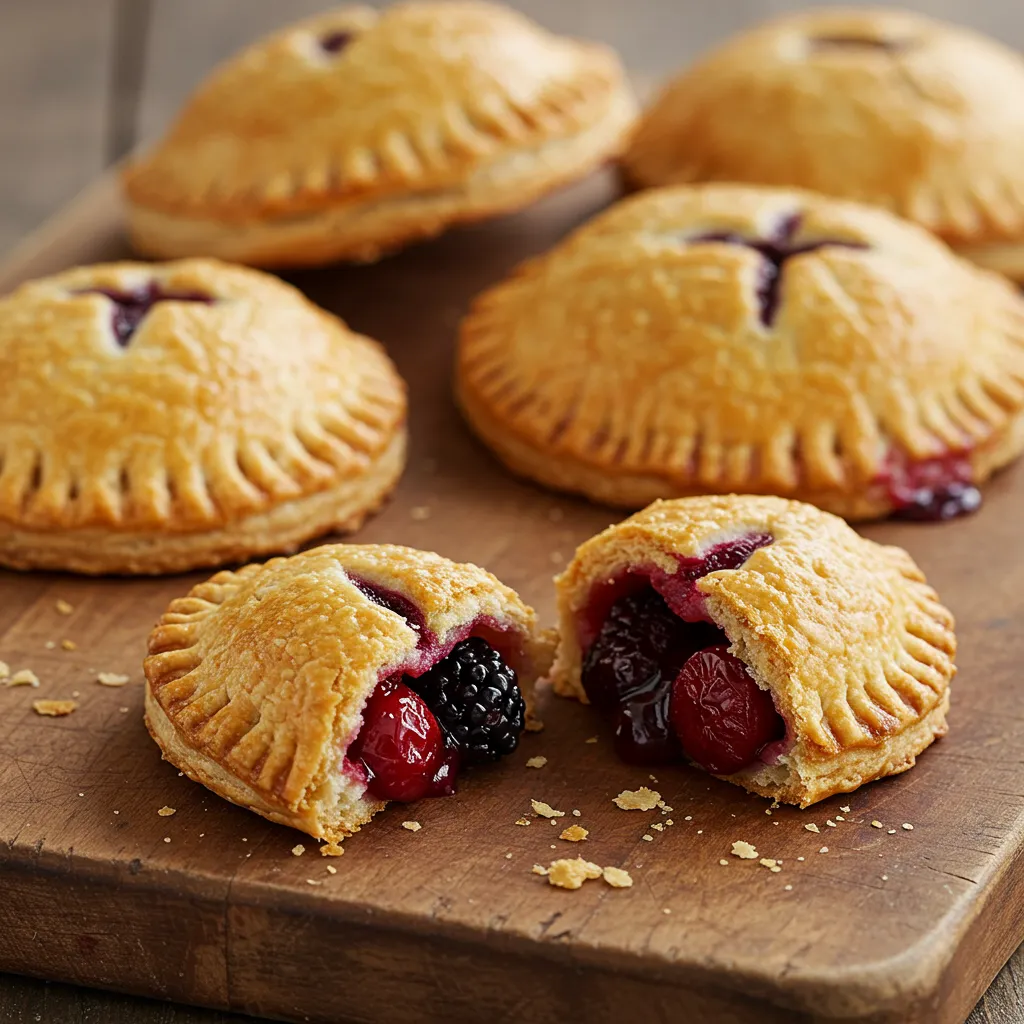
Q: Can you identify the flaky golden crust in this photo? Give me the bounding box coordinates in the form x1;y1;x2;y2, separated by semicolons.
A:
622;8;1024;265
0;259;407;573
457;184;1024;517
552;496;955;807
144;544;551;842
122;2;636;266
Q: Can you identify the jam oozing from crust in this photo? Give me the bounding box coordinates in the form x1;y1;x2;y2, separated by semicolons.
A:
76;284;215;347
671;646;785;774
320;30;354;53
347;578;527;801
883;451;982;521
580;533;785;772
691;213;867;327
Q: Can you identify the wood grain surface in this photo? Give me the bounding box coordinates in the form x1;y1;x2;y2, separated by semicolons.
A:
4;2;1024;1023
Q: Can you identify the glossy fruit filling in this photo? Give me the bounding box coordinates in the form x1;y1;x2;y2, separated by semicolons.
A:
347;578;526;802
76;284;215;347
883;451;981;521
580;534;786;773
320;29;353;53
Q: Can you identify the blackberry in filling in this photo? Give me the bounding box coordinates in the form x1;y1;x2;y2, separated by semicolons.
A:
76;284;215;347
347;579;525;801
884;451;981;521
580;534;785;774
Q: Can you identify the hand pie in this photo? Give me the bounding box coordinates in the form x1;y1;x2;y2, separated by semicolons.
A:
551;496;955;807
144;544;550;843
0;259;405;574
622;8;1024;282
122;1;636;267
457;183;1024;520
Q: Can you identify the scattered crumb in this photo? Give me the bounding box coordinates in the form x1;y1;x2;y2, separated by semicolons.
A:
55;599;73;615
765;809;772;815
684;816;692;821
292;844;306;856
603;866;633;888
826;820;837;828
819;846;829;854
0;661;9;678
549;552;564;565
320;843;344;857
784;884;793;891
657;800;673;812
585;736;598;744
44;642;55;650
881;874;889;881
97;672;130;687
306;879;320;886
410;506;431;521
550;844;556;849
662;908;671;915
835;815;845;821
902;823;914;831
871;820;884;829
515;818;531;826
719;859;729;866
157;806;176;817
546;857;603;890
731;841;758;860
651;822;665;832
326;865;337;875
549;818;558;826
697;829;703;834
119;707;129;713
163;837;171;843
559;825;588;842
32;698;76;716
759;858;778;869
60;639;77;651
649;775;658;783
571;809;581;817
804;823;820;833
504;852;513;860
665;819;674;826
532;864;548;876
8;669;40;688
531;799;565;818
71;690;80;698
525;756;547;769
641;834;653;842
613;787;660;811
402;821;422;832
797;856;805;862
840;805;851;813
888;829;897;834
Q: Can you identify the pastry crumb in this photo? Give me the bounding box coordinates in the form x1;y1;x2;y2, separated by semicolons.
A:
651;822;665;832
410;505;431;521
871;820;884;829
571;809;581;817
641;834;653;842
306;879;320;886
819;846;829;854
797;856;805;862
804;823;820;833
613;787;660;811
326;865;337;875
603;866;633;888
320;843;344;857
0;660;9;679
549;551;564;565
525;756;547;769
719;859;729;866
784;884;793;891
292;844;306;856
44;641;56;650
157;806;176;817
32;698;76;716
531;799;564;818
902;823;914;831
514;817;531;826
665;818;674;826
585;736;598;744
759;858;778;869
888;829;897;834
840;805;851;812
826;820;837;828
504;852;513;860
55;599;74;615
532;864;548;876
97;672;130;687
8;669;40;688
662;908;671;915
60;639;77;651
559;825;588;842
402;821;422;832
546;857;602;890
881;874;889;881
119;706;129;713
731;841;758;860
163;837;171;843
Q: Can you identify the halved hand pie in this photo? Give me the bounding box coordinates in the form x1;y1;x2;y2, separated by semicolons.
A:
144;544;550;842
457;184;1024;520
621;9;1024;281
551;496;955;807
0;259;405;574
122;1;636;267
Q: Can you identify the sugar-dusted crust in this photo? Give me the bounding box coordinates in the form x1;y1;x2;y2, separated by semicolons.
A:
123;2;636;266
0;259;406;574
457;184;1024;517
552;496;956;807
144;544;551;842
622;8;1024;258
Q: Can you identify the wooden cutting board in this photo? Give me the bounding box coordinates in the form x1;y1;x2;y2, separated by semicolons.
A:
1;170;1023;1024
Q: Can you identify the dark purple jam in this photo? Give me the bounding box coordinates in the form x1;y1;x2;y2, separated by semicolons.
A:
320;30;353;54
884;451;982;521
76;284;214;347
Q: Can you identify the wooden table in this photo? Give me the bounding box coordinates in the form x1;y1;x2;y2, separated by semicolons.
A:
2;2;1024;1021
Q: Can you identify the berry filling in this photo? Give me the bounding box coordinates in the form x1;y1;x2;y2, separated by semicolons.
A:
690;213;867;327
580;533;786;773
351;578;428;647
882;451;982;521
76;284;214;347
812;35;908;51
320;30;353;54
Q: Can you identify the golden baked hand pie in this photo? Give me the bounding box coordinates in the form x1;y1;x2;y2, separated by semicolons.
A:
551;496;955;807
457;183;1024;520
144;544;550;843
0;259;405;574
122;1;636;267
622;8;1024;281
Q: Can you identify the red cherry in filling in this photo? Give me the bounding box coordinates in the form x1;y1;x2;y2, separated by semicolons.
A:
670;645;784;775
349;677;458;802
